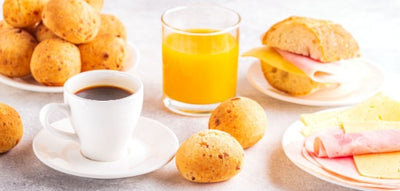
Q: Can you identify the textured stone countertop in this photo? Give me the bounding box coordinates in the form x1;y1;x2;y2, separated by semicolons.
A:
0;0;399;190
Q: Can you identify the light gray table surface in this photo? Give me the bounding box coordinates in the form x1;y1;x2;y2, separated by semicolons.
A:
0;0;399;190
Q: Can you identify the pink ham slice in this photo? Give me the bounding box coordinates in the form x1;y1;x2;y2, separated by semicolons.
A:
305;128;400;158
283;140;400;188
275;48;364;83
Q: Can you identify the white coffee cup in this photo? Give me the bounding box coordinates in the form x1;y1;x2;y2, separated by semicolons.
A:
40;70;143;162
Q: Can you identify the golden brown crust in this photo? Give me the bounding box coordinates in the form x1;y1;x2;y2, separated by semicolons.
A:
35;22;59;42
175;129;244;183
85;0;104;12
0;29;37;77
262;16;360;62
98;14;127;40
0;20;14;31
79;34;127;72
209;97;267;148
30;38;81;86
2;0;48;28
0;103;23;154
42;0;100;44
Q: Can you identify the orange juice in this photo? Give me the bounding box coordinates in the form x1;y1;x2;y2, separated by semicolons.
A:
162;29;239;104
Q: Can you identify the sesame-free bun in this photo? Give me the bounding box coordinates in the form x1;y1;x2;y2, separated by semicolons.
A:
0;103;23;154
209;97;267;149
84;0;104;12
176;129;244;183
98;14;127;40
0;29;37;77
30;38;81;86
2;0;48;28
262;16;360;63
35;22;58;42
79;34;127;72
0;20;13;30
42;0;100;44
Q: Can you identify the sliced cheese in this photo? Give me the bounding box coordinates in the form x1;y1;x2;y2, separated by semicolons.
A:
242;46;306;76
300;109;344;136
343;121;400;133
301;93;400;137
354;151;400;179
301;93;400;178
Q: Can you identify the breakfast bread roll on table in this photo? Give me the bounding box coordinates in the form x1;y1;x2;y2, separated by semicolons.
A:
244;16;361;95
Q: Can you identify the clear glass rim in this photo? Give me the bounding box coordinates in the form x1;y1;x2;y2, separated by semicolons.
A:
161;5;241;36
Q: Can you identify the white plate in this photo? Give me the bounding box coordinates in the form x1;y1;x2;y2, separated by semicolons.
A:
32;116;178;179
282;110;400;190
247;60;384;106
0;43;140;93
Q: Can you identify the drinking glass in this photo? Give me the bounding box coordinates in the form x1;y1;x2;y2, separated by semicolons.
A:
161;5;241;116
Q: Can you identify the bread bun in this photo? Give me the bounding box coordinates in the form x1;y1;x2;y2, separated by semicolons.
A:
35;22;58;42
84;0;104;12
42;0;100;44
79;34;127;72
0;103;23;154
262;16;360;63
0;29;37;77
30;38;81;86
176;129;244;183
2;0;48;28
0;20;13;31
209;97;267;148
98;14;127;40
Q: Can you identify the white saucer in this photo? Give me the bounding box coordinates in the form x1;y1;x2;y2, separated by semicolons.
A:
32;116;179;179
0;43;140;93
247;60;384;106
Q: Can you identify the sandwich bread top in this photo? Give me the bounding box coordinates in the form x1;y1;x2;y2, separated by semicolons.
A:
262;16;360;63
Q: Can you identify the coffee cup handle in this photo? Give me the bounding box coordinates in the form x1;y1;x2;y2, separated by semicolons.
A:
39;103;79;143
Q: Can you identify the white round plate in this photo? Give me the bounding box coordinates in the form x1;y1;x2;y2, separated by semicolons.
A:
247;60;384;106
32;116;178;179
282;109;400;190
0;43;140;93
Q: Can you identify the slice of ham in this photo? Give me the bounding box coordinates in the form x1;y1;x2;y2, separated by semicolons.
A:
275;48;367;83
283;140;400;189
305;127;400;158
303;147;400;187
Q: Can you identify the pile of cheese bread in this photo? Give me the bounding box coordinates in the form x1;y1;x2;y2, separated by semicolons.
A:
0;0;128;86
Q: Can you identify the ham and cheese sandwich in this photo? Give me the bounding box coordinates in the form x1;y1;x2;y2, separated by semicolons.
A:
243;16;361;95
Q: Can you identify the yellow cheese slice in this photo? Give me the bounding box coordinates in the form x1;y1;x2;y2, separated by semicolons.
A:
343;121;400;133
242;46;307;76
300;93;400;137
353;152;400;179
300;109;345;136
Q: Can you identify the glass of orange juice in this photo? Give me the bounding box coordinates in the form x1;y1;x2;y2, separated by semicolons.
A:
161;5;241;116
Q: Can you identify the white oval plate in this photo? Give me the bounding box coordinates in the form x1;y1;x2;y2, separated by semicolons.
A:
247;60;384;106
32;117;178;179
0;43;140;93
282;108;400;190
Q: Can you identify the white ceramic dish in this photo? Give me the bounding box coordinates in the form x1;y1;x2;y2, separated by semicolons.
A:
33;116;178;179
282;109;400;190
0;43;140;93
247;60;384;106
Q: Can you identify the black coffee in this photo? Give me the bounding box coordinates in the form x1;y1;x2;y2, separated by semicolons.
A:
75;85;133;101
